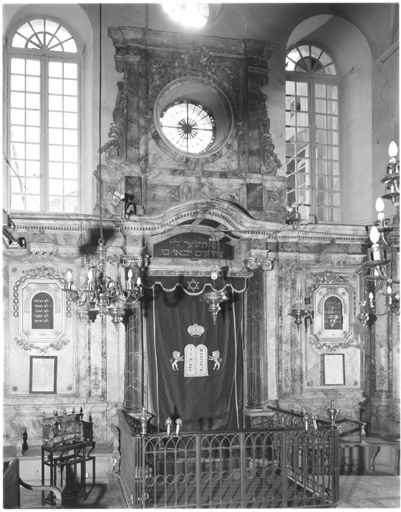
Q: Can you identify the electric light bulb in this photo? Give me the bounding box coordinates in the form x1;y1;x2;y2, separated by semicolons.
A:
388;141;398;159
387;284;392;295
375;197;385;213
136;277;142;286
369;225;380;244
88;269;93;281
67;270;72;281
128;269;133;280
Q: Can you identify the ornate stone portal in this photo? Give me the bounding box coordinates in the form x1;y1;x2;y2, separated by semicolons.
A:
105;27;284;222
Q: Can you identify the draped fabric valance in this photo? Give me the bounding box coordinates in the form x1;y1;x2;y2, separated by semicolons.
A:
141;275;248;296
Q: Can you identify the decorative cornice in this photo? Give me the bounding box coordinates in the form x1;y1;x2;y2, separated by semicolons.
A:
8;202;369;245
108;27;276;60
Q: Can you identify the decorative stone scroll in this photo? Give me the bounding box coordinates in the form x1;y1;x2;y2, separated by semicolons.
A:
245;257;273;271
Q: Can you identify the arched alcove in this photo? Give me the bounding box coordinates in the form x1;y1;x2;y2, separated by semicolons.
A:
287;15;373;225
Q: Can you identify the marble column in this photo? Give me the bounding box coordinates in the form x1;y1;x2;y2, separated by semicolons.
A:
245;268;264;408
123;303;143;413
244;252;274;408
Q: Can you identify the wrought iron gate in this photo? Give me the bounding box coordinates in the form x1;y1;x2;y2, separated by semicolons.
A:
117;411;339;508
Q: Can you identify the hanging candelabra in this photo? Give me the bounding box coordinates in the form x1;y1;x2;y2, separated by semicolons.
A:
64;244;149;326
63;3;149;326
364;141;400;317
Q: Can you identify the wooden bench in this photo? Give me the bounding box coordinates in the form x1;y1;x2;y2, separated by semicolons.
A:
3;458;63;508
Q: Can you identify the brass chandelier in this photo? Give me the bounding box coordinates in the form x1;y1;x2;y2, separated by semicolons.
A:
364;141;400;317
65;245;149;326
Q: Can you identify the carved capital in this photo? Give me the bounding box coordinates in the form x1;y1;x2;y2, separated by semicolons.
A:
245;257;273;271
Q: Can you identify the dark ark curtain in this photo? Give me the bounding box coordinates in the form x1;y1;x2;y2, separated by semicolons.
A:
144;280;243;432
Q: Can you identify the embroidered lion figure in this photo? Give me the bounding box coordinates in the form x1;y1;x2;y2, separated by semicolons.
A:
209;351;222;370
170;351;184;371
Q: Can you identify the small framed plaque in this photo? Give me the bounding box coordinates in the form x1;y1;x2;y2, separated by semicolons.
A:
29;356;57;394
323;353;345;386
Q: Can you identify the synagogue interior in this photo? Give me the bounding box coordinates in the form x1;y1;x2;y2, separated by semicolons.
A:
2;2;400;509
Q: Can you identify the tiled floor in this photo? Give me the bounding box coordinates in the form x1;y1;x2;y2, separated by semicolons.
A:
20;473;400;509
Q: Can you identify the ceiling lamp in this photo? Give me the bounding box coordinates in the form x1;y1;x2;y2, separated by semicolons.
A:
63;5;149;326
201;290;228;325
200;234;229;324
364;142;400;317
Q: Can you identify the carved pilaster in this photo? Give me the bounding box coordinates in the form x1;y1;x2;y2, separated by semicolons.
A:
245;240;274;408
126;48;141;166
245;268;265;408
244;39;280;176
104;79;127;166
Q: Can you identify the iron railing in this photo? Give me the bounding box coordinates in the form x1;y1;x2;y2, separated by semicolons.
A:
251;406;367;443
250;406;331;429
117;410;339;509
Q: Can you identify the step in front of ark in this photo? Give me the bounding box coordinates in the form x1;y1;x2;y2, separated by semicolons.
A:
340;439;400;476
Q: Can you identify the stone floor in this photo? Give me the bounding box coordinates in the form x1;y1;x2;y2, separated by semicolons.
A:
19;473;400;509
337;474;400;509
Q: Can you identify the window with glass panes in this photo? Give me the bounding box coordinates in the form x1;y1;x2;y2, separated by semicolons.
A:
8;19;79;213
286;44;340;223
160;100;216;154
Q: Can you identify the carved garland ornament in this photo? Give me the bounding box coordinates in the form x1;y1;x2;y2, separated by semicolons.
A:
15;334;70;353
12;267;68;318
308;332;355;352
148;44;239;107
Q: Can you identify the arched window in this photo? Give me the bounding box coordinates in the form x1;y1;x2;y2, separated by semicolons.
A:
6;18;80;213
286;44;341;223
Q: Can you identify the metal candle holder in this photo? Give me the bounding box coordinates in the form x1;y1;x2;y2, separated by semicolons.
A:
327;400;339;427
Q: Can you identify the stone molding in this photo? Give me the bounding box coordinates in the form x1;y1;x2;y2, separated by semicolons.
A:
6;201;368;247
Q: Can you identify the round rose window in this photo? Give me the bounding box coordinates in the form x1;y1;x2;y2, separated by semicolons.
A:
160;100;216;154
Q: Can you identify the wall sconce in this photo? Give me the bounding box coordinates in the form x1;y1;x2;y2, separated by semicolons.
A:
289;296;314;331
356;300;370;325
